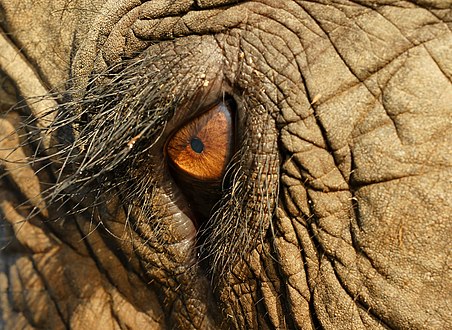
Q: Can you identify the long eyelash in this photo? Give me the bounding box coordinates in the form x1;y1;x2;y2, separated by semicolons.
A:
0;50;197;238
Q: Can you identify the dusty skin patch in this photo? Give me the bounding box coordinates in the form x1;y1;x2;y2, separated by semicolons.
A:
1;1;451;329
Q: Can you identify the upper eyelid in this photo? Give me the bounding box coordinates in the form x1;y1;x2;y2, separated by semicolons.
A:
69;37;228;172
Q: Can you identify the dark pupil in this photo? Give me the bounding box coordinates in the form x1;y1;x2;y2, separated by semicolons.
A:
190;137;204;153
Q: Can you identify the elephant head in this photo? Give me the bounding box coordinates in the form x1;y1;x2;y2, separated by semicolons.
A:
0;0;451;329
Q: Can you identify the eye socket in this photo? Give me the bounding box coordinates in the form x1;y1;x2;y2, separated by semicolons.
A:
166;101;234;182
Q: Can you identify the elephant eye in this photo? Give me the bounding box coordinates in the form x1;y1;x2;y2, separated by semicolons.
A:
166;101;234;182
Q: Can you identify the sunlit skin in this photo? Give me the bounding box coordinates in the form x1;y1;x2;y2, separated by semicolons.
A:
1;1;449;328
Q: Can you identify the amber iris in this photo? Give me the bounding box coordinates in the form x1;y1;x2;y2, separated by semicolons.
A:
166;102;234;181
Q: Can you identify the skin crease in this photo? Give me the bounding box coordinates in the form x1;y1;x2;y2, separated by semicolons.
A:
0;0;451;329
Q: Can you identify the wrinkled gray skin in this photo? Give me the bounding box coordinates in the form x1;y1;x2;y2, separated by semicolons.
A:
0;0;451;329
